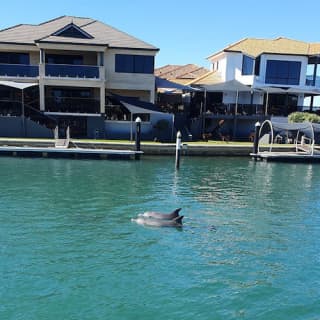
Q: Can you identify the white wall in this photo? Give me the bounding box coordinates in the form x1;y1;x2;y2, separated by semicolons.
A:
255;54;308;87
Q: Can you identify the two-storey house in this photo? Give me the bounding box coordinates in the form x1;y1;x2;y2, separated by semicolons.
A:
192;37;320;140
0;16;159;138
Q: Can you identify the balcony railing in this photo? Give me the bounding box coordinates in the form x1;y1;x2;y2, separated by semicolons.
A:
0;64;39;77
205;103;265;116
45;97;100;114
45;64;100;79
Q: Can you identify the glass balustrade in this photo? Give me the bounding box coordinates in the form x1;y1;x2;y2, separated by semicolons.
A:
45;64;99;78
0;64;39;77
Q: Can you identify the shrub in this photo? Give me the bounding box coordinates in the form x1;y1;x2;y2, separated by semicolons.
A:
288;112;320;124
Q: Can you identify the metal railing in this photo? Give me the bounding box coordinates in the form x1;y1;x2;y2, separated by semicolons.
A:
45;97;100;114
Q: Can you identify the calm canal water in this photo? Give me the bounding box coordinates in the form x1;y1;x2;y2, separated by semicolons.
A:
0;156;319;320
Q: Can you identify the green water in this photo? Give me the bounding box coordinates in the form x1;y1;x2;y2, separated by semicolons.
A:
0;156;319;320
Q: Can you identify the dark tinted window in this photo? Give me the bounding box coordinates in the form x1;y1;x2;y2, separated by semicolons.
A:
115;54;154;74
242;55;254;75
45;54;83;65
0;52;29;64
265;60;301;85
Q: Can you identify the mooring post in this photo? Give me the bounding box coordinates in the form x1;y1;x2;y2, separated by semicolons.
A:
135;117;141;160
175;131;182;169
253;121;261;156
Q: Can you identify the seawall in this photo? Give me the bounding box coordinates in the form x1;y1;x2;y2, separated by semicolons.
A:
0;138;295;157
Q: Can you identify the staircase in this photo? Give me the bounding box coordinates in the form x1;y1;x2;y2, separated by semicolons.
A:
54;126;70;149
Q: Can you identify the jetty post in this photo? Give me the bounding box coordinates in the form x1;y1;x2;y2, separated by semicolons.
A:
135;117;142;160
175;131;182;169
253;121;261;156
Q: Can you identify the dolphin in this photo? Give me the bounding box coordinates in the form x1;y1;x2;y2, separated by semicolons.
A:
132;215;184;228
138;208;182;220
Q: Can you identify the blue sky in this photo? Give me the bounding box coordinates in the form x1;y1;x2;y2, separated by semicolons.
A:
1;0;320;69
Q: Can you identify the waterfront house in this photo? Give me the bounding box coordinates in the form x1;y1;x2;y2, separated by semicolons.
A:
189;37;320;140
0;16;174;139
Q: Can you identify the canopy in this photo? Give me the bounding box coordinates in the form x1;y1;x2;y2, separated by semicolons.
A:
155;77;197;92
258;120;320;154
286;87;320;95
202;79;253;92
256;86;287;94
0;80;38;90
121;101;163;114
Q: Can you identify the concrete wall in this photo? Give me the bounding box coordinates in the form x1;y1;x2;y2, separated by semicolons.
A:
87;116;105;139
105;112;174;141
0;116;53;138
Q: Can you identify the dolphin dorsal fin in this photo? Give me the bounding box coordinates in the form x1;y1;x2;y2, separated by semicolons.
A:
174;215;184;223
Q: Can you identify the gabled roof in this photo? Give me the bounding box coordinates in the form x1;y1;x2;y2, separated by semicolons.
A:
0;15;158;50
208;37;320;59
52;22;94;39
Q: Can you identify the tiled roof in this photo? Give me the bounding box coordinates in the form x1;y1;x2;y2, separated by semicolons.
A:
208;37;320;58
155;64;209;82
0;15;158;50
188;71;222;86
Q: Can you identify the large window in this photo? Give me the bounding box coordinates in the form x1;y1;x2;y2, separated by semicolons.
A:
242;55;254;75
45;54;83;65
0;52;29;64
115;54;154;74
265;60;301;85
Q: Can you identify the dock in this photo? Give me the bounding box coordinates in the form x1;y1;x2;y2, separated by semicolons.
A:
0;145;143;160
251;151;320;163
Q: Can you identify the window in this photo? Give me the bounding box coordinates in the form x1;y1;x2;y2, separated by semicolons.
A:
115;54;154;74
51;88;92;98
254;56;260;76
0;52;29;64
45;54;83;65
265;60;301;85
242;55;254;75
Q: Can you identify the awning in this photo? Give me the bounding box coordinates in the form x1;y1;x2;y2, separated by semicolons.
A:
155;77;197;92
202;79;253;92
121;101;163;114
255;86;287;94
0;80;38;90
286;87;320;95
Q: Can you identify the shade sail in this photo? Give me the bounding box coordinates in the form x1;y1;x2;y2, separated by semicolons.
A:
0;80;38;90
285;87;320;95
256;86;287;93
155;77;197;92
121;101;163;114
203;79;252;92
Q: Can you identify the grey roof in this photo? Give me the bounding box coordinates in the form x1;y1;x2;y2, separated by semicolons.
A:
0;15;158;50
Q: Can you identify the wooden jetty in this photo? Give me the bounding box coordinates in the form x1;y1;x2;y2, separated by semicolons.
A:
0;145;142;160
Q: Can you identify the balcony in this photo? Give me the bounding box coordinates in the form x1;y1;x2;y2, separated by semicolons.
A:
0;64;39;77
45;64;100;79
45;97;100;114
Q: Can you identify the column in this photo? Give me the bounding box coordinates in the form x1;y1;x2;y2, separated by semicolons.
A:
39;82;45;111
100;86;105;114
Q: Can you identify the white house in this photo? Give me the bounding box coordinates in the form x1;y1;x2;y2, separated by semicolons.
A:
189;37;320;139
206;37;320;114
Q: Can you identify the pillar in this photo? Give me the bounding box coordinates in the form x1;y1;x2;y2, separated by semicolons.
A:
100;86;105;114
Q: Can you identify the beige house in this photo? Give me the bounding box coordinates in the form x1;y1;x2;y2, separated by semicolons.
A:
0;16;159;138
